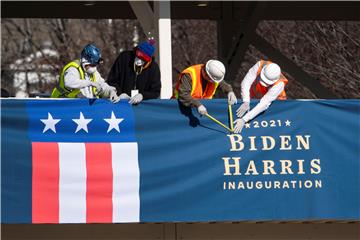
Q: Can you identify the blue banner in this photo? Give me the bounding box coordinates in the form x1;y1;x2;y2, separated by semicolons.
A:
1;99;360;223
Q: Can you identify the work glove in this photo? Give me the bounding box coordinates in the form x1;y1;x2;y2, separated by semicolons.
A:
90;81;103;95
129;93;143;105
109;89;120;103
236;102;250;118
227;91;238;105
197;105;208;116
119;93;131;100
233;118;246;134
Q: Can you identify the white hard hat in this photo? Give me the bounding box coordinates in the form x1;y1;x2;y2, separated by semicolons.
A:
260;63;281;85
205;60;225;83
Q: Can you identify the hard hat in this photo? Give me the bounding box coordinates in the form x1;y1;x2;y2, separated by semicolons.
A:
205;60;225;83
80;44;103;65
260;63;281;85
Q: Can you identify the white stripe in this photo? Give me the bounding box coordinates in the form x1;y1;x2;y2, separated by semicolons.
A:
111;142;140;222
59;143;87;223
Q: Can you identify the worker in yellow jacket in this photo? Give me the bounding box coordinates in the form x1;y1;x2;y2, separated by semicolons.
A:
51;44;119;103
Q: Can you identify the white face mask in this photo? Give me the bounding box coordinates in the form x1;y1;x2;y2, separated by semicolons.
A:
86;66;97;74
134;57;145;67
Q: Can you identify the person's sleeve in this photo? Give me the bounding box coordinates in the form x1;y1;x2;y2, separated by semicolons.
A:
107;55;122;92
142;63;161;100
96;72;115;97
241;61;260;103
64;67;92;89
178;74;202;108
219;80;233;94
242;82;285;122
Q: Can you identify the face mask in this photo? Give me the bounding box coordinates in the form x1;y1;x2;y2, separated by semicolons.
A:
134;57;145;67
86;66;97;74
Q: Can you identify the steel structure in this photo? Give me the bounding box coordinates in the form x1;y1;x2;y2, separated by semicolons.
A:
2;1;359;98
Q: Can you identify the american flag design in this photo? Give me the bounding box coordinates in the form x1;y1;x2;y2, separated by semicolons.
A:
28;100;140;223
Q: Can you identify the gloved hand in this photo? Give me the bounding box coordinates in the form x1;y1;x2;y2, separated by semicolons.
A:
90;81;103;95
236;102;250;118
228;91;238;105
129;93;143;105
234;118;246;134
119;93;131;100
197;105;208;116
109;89;120;103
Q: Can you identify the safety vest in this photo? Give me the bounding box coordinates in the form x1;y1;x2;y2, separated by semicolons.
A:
250;60;288;100
51;60;98;98
173;64;219;99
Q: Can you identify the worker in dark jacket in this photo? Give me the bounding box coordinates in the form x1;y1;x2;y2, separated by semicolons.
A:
107;40;161;104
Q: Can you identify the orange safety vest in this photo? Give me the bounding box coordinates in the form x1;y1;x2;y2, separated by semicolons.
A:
173;64;219;99
250;60;288;100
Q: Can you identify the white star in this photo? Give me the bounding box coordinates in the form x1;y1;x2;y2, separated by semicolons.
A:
73;112;92;133
245;123;251;129
40;113;61;133
285;120;291;127
104;111;124;133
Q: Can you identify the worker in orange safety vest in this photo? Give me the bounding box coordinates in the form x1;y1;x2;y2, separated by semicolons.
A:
173;60;238;116
234;60;288;133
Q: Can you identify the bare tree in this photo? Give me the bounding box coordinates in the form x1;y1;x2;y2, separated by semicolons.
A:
255;20;360;98
171;20;218;84
2;18;359;98
1;18;145;96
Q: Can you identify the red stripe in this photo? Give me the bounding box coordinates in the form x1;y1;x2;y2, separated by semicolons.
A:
32;142;59;223
86;143;113;223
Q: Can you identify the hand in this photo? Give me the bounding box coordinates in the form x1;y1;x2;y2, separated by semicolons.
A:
236;102;250;118
228;91;238;105
109;89;120;103
129;93;143;105
90;81;102;95
197;105;208;116
119;93;131;100
234;118;246;134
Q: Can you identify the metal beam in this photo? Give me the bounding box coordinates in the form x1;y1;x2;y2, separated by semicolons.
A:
2;1;359;20
252;34;336;99
226;2;266;84
217;1;234;63
128;1;155;39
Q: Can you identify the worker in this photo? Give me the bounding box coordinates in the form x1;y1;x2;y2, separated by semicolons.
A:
173;60;237;116
234;60;288;133
51;44;119;103
107;39;161;105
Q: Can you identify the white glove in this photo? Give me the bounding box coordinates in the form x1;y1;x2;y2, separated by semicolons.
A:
119;93;131;100
129;93;143;105
109;89;120;103
90;81;102;95
197;105;208;116
234;118;246;134
236;102;250;118
228;91;238;105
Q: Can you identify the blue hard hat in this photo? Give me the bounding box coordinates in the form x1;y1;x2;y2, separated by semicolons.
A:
80;44;103;65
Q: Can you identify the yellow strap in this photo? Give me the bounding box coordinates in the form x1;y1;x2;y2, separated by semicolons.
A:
205;113;233;132
228;104;234;131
